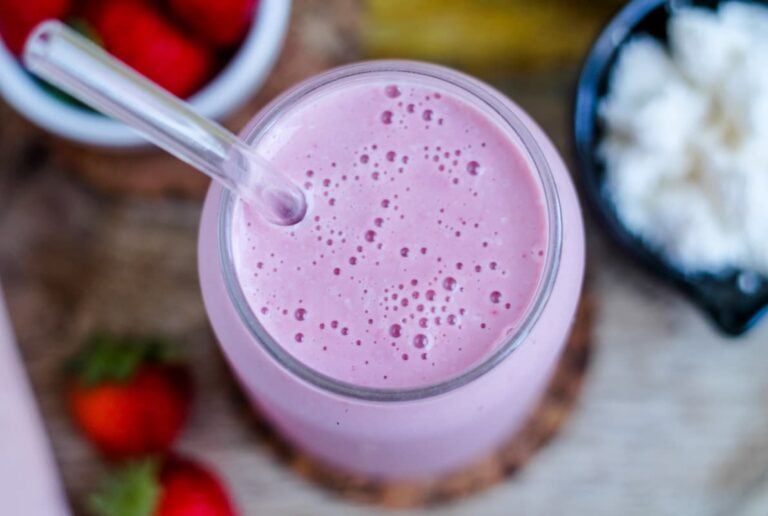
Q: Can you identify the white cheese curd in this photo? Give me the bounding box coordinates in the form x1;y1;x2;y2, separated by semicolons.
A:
599;2;768;275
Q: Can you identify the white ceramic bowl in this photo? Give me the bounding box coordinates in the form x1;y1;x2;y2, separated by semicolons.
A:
0;0;291;148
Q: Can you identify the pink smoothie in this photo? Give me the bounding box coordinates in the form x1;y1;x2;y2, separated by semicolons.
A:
200;61;584;479
232;80;548;388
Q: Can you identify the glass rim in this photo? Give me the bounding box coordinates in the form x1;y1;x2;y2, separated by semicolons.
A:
218;60;563;402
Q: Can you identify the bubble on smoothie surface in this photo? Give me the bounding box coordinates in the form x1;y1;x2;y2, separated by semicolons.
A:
385;85;401;98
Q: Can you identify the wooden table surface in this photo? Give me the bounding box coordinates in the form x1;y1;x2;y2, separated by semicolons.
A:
2;2;768;515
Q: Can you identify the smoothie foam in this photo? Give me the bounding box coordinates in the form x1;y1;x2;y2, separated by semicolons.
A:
232;78;548;389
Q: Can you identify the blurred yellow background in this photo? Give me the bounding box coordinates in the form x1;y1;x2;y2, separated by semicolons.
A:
364;0;624;73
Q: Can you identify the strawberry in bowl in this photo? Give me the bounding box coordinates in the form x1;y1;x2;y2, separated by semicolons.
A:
0;0;72;56
85;0;215;99
170;0;259;49
0;0;291;147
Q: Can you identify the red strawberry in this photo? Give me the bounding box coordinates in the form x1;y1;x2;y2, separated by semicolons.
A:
169;0;258;48
89;456;237;516
85;0;213;97
67;334;192;459
0;0;72;56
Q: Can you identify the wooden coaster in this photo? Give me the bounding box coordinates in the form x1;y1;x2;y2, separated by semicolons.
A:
247;294;592;508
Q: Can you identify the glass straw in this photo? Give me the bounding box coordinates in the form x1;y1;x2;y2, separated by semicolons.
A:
23;21;307;226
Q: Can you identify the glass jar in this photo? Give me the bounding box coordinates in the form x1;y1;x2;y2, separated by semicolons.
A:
198;61;584;479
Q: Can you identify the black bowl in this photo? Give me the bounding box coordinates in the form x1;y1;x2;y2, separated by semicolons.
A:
573;0;768;336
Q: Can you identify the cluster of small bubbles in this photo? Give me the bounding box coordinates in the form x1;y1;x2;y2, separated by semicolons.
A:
234;83;545;384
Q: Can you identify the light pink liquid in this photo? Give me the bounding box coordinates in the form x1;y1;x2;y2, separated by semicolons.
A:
199;62;584;479
233;81;548;388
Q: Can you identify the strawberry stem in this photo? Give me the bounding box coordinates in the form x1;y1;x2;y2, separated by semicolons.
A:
88;458;161;516
69;333;178;385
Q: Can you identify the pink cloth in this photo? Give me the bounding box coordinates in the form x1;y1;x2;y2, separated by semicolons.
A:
0;285;71;515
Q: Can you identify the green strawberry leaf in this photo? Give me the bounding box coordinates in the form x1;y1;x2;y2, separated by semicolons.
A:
89;459;161;516
68;332;179;385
